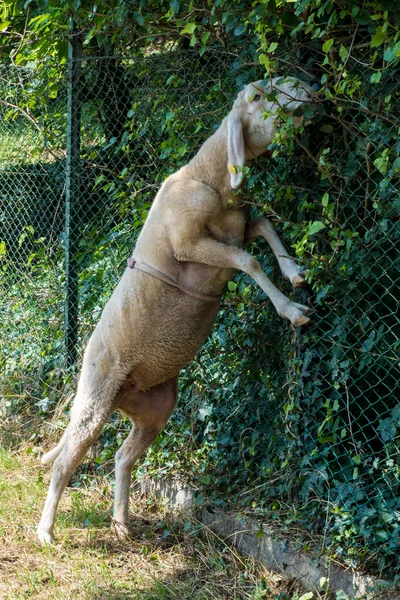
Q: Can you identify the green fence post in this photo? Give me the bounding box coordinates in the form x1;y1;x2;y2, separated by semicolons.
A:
65;18;82;366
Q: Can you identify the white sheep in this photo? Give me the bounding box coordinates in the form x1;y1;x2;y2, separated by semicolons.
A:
37;76;316;545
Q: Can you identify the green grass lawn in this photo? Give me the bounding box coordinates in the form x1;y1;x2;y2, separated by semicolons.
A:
0;445;306;600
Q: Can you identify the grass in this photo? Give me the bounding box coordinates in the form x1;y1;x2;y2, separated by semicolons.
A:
0;442;305;600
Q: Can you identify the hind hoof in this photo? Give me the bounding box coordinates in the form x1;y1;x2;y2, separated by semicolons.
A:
37;527;55;546
292;274;308;289
114;521;131;539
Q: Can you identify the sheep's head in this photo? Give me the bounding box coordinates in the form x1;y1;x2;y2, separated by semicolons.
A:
227;76;318;188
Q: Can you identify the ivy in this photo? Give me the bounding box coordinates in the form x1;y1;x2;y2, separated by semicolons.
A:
1;0;399;582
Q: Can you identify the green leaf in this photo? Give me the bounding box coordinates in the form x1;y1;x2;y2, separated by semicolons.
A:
134;11;145;26
339;44;348;59
384;46;396;62
378;417;397;442
181;22;196;35
375;530;389;540
354;9;371;24
96;33;108;47
392;157;400;171
299;593;314;600
374;151;389;174
28;14;50;27
234;23;247;36
57;40;68;59
195;493;204;506
319;124;333;134
170;0;180;15
370;71;382;83
320;576;328;588
308;221;326;235
84;26;97;45
379;510;394;523
267;42;278;53
227;281;237;292
322;38;334;53
384;41;400;62
371;26;385;47
0;21;11;32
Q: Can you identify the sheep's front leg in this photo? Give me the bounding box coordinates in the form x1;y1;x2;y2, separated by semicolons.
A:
244;217;306;288
173;237;311;326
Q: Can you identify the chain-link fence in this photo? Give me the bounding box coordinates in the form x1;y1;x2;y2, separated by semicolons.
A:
0;37;399;577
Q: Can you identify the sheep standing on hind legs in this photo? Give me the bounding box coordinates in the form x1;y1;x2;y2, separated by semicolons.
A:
37;77;317;545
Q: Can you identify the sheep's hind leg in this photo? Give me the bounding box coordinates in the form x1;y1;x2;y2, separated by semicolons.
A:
37;402;114;546
113;377;178;537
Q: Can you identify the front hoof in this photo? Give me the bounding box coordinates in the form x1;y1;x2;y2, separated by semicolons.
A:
292;313;311;327
291;274;308;289
37;527;55;546
282;302;312;327
293;303;312;326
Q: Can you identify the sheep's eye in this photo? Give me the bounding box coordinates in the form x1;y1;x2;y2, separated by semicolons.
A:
252;93;262;102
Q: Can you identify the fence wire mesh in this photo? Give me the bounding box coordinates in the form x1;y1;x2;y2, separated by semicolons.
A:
0;43;399;576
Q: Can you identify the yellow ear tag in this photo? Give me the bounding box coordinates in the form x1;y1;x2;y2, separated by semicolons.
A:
229;164;237;174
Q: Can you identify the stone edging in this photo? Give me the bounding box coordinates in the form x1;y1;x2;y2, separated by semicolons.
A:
137;478;400;600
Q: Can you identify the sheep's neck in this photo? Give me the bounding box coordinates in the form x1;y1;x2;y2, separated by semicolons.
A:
184;118;239;206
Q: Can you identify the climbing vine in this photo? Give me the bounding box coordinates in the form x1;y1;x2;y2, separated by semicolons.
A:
1;0;399;580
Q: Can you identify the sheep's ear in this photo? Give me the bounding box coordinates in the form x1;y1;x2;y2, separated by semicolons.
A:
227;110;245;189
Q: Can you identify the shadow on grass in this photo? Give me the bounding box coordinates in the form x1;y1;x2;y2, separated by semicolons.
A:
89;566;255;600
59;505;269;599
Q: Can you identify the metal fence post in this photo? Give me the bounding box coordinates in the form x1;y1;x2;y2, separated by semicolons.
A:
65;18;82;365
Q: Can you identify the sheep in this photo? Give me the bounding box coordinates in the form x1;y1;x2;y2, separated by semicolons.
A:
37;76;316;545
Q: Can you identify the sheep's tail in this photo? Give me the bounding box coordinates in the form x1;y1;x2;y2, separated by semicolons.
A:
41;428;68;466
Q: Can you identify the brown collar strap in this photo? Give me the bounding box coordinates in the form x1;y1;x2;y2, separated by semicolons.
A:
127;258;221;303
